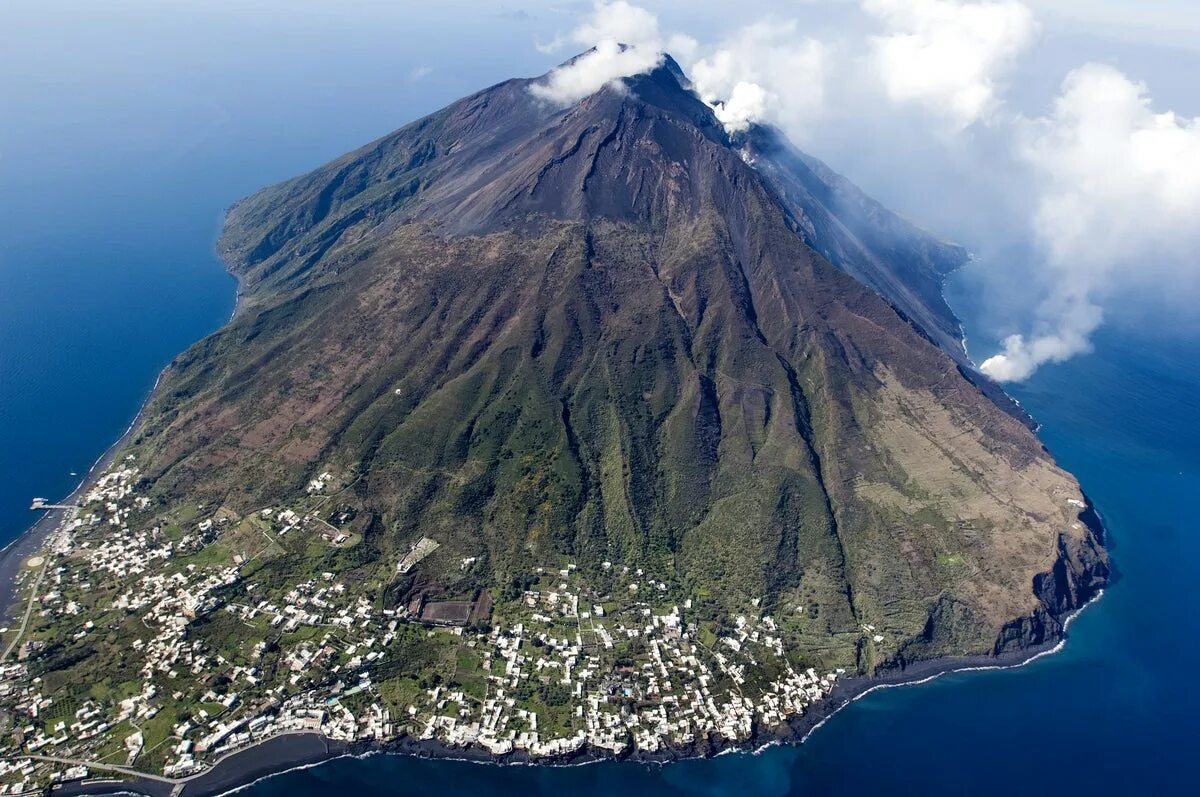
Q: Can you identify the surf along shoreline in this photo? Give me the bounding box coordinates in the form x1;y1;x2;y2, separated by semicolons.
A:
0;371;163;619
0;266;244;620
46;597;1103;797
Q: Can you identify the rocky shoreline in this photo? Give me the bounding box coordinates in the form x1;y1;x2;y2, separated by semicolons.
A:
50;642;1073;797
0;369;164;619
48;582;1105;797
0;271;247;621
19;448;1109;797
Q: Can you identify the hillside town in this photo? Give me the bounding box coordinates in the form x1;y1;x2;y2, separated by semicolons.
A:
0;461;845;793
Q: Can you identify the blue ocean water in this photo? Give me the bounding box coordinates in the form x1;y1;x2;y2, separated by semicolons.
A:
3;4;1199;795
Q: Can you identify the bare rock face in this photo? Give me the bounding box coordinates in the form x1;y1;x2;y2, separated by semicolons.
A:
129;55;1106;674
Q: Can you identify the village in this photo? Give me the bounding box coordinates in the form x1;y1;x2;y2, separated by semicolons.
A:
0;461;844;793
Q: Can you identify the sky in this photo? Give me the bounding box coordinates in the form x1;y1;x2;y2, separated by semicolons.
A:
2;0;1198;381
1030;0;1200;44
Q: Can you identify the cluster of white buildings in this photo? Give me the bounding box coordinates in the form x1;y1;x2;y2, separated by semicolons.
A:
406;565;842;757
0;462;846;793
0;755;86;796
0;659;115;793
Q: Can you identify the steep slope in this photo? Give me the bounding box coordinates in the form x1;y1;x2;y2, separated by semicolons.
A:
746;127;969;357
128;58;1106;672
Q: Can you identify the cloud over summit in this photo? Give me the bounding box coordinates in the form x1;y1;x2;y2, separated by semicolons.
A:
689;21;828;137
530;2;664;105
530;4;829;136
532;1;1200;381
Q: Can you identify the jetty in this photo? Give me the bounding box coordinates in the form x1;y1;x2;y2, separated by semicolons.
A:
30;497;76;511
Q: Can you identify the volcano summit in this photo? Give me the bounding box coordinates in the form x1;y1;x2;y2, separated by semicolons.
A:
0;54;1107;788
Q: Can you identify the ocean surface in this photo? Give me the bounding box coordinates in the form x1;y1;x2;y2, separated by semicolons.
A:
3;5;1199;795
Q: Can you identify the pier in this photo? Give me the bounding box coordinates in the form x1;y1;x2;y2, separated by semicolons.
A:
30;497;76;511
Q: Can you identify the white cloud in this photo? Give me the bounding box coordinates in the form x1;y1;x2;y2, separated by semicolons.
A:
863;0;1037;128
978;298;1102;381
531;5;828;135
570;0;660;49
981;63;1200;380
529;1;665;105
409;65;433;81
1022;63;1200;269
531;40;663;104
665;32;700;66
711;81;769;133
687;21;829;136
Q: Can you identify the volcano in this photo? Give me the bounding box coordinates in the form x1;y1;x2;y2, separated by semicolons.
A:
131;54;1106;672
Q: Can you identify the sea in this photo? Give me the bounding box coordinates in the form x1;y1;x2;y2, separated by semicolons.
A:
3;5;1199;795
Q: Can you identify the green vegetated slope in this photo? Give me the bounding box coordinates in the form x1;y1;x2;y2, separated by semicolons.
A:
126;59;1105;673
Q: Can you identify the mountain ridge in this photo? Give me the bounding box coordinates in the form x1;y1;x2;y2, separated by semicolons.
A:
129;54;1105;670
218;56;1031;425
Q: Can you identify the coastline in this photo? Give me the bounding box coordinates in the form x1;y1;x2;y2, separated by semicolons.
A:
0;371;163;618
43;604;1103;797
31;495;1109;797
0;267;244;620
